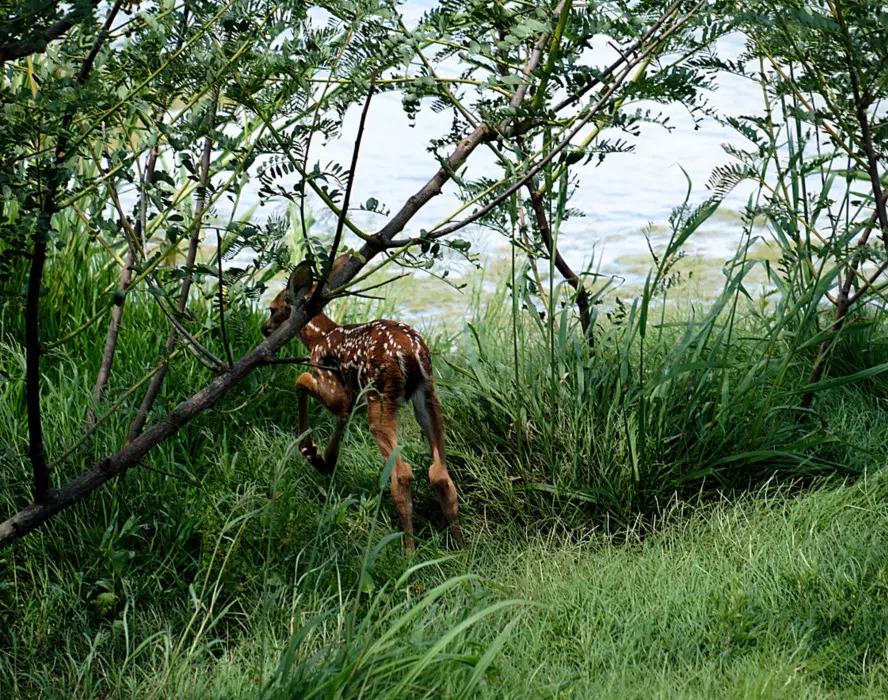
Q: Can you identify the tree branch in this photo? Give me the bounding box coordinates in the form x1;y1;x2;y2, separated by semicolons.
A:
0;1;101;63
320;82;375;282
0;299;314;547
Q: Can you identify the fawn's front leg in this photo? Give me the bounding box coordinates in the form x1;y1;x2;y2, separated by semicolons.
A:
296;371;350;474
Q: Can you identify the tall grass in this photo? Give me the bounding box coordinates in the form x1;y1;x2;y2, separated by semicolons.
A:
442;236;888;533
3;221;888;696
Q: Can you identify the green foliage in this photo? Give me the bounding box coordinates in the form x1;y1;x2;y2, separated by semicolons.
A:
3;1;888;697
2;241;888;695
719;0;888;335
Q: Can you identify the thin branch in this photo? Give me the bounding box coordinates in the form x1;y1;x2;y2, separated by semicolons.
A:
87;120;162;430
548;0;684;113
25;1;123;503
87;245;136;430
350;2;565;257
527;184;593;344
216;229;234;367
379;63;633;248
842;40;888;245
327;83;374;267
144;278;225;370
258;357;337;371
129;87;220;441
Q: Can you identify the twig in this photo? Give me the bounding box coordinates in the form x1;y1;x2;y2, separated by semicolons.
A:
320;82;375;285
527;184;593;345
548;0;684;113
216;229;234;367
144;279;225;370
129;86;220;441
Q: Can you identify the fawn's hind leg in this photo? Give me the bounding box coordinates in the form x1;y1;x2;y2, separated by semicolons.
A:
412;383;464;548
368;395;415;553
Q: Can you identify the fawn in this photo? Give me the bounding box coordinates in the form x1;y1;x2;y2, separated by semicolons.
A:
262;255;464;552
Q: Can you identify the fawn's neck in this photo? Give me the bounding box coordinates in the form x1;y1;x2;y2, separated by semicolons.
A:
299;311;339;349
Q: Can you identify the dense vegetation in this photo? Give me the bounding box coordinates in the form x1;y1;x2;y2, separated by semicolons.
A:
3;259;888;697
2;0;888;697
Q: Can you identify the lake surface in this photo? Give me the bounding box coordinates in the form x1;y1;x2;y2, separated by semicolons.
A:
230;9;767;316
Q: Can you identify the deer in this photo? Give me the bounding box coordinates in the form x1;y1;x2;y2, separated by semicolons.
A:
261;255;464;553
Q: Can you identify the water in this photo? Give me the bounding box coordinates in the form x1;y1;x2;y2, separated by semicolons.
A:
201;8;768;321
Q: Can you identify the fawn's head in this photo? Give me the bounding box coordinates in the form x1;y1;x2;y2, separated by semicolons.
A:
261;254;349;337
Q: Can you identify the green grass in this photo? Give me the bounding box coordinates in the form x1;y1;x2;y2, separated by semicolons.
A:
3;231;888;697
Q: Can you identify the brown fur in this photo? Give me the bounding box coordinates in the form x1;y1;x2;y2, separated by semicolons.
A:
262;260;464;552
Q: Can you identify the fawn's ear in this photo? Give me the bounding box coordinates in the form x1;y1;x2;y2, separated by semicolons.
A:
330;253;350;278
286;260;314;301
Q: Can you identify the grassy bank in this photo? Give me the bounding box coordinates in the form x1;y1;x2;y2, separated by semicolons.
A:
2;247;888;697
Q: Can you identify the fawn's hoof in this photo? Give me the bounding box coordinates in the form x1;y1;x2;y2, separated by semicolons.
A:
450;524;466;550
300;443;332;474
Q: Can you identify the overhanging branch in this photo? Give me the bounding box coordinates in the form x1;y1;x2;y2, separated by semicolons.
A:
0;1;101;63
